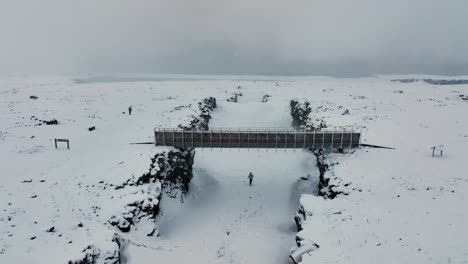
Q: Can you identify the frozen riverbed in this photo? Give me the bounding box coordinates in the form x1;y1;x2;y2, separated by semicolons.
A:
123;149;317;264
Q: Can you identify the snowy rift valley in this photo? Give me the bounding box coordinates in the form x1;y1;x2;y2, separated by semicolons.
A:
0;75;468;264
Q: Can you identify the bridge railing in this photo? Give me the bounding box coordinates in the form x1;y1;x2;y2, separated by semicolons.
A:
155;126;359;133
154;127;361;150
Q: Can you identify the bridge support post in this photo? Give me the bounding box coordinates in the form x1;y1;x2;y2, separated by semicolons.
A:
275;128;278;152
312;131;316;149
322;130;325;150
331;128;334;153
239;129;241;151
340;129;344;149
154;129;157;146
303;130;306;149
182;129;185;149
294;130;297;151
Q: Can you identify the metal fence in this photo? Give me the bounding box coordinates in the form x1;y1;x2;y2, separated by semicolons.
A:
154;127;361;150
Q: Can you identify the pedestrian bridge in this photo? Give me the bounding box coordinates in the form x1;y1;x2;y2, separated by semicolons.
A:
154;127;361;150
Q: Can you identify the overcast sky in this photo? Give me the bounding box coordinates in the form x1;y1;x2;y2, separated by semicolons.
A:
1;0;467;76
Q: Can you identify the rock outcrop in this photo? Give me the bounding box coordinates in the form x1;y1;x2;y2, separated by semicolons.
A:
290;99;327;131
179;97;217;131
68;235;120;264
110;148;195;233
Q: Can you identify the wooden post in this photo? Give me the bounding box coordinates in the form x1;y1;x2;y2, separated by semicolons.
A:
67;140;69;149
349;132;353;149
55;139;57;149
172;129;175;147
162;128;166;146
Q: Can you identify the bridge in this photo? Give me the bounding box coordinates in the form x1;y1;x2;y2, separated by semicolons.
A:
154;127;361;150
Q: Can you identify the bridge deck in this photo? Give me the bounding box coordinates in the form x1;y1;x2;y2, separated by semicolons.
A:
154;128;361;149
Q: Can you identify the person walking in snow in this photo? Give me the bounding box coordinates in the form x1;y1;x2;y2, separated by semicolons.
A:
128;105;132;115
248;172;254;186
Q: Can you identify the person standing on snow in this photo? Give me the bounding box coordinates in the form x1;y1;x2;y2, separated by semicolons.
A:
128;105;132;115
248;172;254;186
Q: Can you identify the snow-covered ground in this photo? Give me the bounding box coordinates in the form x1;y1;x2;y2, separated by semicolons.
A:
0;75;467;263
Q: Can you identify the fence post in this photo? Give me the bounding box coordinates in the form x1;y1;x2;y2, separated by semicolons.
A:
55;139;58;149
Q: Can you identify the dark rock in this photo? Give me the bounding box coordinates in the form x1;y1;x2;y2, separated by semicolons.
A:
88;126;96;131
109;215;131;232
393;78;468;85
46;226;55;233
29;96;38;100
44;119;58;125
179;97;217;131
137;148;196;195
391;79;418;83
146;227;157;237
294;204;306;231
424;79;468;85
290;100;311;130
227;92;242;103
261;94;271;103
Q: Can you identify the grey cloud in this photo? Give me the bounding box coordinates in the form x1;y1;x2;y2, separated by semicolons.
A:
0;0;467;76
